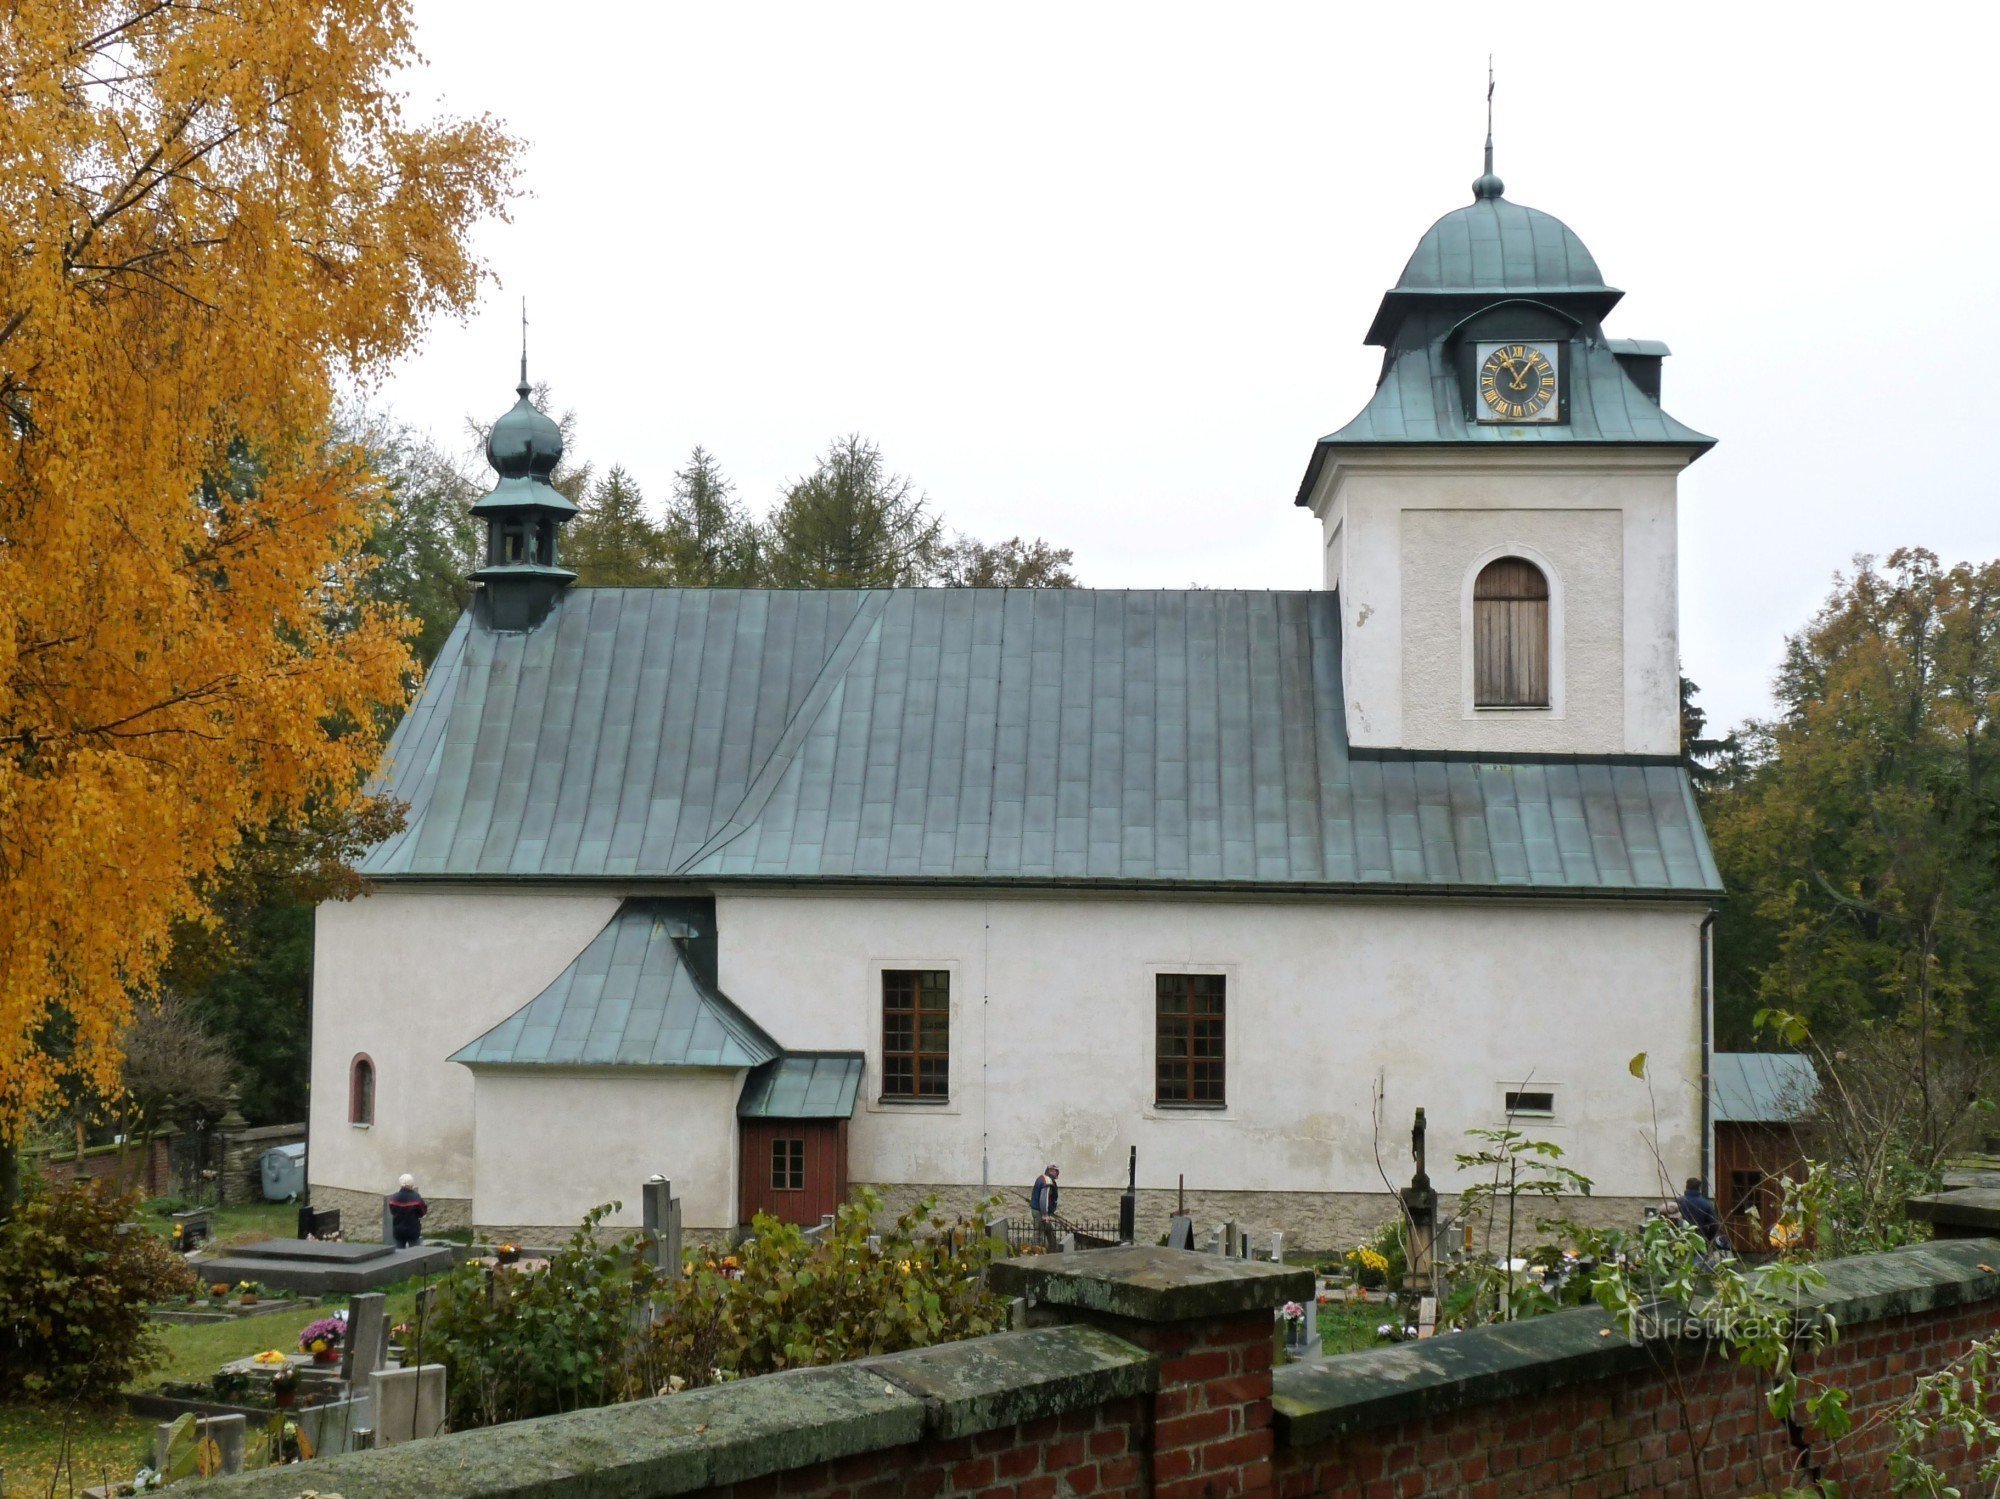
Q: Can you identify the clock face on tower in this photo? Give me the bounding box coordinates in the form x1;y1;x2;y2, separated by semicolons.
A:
1474;342;1561;423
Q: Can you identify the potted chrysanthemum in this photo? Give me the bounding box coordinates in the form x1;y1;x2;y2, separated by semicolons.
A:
299;1315;348;1365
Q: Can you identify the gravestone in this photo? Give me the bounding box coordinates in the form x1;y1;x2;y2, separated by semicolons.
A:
1205;1224;1222;1255
1302;1294;1318;1348
1166;1213;1194;1250
1222;1220;1239;1258
343;1292;390;1382
205;1423;246;1479
297;1392;375;1458
1417;1295;1438;1340
154;1414;197;1482
371;1363;447;1447
642;1176;683;1277
1270;1231;1285;1263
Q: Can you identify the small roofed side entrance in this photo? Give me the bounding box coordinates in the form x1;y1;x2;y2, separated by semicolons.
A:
737;1054;862;1227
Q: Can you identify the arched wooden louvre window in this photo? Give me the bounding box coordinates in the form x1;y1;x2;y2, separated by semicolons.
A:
1473;557;1551;707
349;1055;375;1126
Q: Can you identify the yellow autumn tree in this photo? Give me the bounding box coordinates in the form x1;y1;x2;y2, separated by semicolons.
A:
0;1;516;1192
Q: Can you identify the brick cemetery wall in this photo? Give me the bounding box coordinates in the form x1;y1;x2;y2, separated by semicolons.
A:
1272;1239;2000;1497
184;1224;2000;1499
27;1136;171;1196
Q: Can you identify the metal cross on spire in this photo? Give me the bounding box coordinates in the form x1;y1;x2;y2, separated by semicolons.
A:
1473;57;1505;200
518;296;529;393
1480;56;1496;178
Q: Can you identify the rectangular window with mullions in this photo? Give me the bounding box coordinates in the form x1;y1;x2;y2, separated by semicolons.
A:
770;1137;804;1191
882;969;949;1100
1156;973;1225;1107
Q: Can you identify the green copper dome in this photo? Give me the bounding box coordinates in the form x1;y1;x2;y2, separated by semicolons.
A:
1394;193;1609;296
1363;182;1623;347
485;374;564;479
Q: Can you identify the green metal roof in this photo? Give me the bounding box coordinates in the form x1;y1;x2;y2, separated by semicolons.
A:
737;1054;865;1119
1712;1053;1818;1124
1301;338;1714;475
363;588;1721;897
450;899;779;1069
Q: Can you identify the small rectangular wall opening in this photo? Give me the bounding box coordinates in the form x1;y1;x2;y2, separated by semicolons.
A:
1505;1089;1556;1119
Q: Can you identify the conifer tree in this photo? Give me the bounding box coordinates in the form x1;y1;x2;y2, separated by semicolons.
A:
663;447;760;586
565;466;670;586
764;436;943;587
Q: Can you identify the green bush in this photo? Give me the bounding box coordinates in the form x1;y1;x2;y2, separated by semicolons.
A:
0;1180;175;1399
649;1189;1009;1386
426;1190;1009;1431
425;1203;657;1430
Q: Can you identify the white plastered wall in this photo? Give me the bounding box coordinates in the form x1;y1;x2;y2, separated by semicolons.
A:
1308;448;1687;755
309;888;620;1204
312;884;1704;1229
713;889;1702;1203
470;1069;742;1231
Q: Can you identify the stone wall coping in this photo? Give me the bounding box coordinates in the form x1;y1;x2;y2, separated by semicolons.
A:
1908;1187;2000;1235
1272;1236;2000;1449
222;1122;306;1143
181;1323;1153;1498
989;1244;1315;1322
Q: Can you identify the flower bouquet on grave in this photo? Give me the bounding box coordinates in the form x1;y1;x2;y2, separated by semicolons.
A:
494;1242;521;1266
270;1364;301;1408
237;1280;261;1306
209;1281;231;1304
300;1315;348;1364
1280;1301;1307;1349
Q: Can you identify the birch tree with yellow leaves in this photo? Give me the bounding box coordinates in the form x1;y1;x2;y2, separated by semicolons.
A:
0;1;516;1206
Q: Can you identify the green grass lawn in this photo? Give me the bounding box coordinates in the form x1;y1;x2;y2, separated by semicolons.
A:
136;1199;299;1250
1315;1299;1393;1356
2;1270;442;1495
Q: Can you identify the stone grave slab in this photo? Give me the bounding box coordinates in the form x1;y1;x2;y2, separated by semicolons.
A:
229;1239;394;1263
197;1237;454;1294
297;1393;375;1458
370;1364;446;1447
342;1293;390;1382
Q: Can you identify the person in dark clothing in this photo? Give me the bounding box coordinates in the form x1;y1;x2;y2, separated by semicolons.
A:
388;1173;427;1249
1030;1165;1060;1248
1677;1176;1722;1249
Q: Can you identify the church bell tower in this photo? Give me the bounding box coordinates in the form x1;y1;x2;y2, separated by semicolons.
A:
470;346;578;632
1296;152;1712;759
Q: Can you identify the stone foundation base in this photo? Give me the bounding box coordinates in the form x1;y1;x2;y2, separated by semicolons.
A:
317;1179;1659;1258
308;1182;472;1243
471;1225;734;1253
855;1182;1662;1258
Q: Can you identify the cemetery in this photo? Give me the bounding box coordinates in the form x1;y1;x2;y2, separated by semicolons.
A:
9;1149;2000;1496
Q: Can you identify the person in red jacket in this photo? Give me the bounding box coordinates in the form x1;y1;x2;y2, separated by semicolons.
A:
387;1173;427;1249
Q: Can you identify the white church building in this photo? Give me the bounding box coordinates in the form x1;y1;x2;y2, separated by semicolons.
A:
308;161;1723;1248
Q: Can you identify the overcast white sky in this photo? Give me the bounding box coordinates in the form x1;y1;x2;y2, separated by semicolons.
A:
375;3;1999;734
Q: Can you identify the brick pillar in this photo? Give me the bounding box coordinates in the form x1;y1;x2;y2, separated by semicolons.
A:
991;1245;1311;1499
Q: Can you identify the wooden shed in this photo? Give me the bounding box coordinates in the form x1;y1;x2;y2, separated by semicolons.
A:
1712;1052;1818;1254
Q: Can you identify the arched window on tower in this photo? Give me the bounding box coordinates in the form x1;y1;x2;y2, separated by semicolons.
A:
1473;557;1551;708
349;1055;375;1126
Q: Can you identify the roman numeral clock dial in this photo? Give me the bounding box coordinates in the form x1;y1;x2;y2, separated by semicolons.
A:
1475;342;1560;422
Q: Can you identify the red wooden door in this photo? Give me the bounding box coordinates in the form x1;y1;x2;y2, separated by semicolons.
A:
739;1119;847;1226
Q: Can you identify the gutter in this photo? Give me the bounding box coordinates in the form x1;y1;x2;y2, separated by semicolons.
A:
357;871;1722;905
1700;908;1718;1189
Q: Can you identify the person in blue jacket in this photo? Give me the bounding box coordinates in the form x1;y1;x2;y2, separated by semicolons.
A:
387;1173;428;1249
1677;1176;1722;1250
1031;1164;1060;1247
